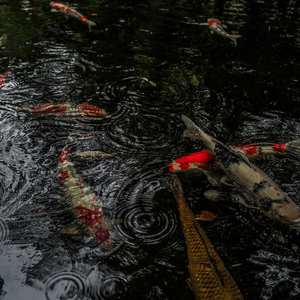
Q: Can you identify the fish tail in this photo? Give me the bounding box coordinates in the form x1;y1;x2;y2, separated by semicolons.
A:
182;115;200;138
229;35;242;46
87;20;97;27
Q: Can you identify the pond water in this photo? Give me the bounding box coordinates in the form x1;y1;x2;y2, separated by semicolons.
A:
1;0;300;299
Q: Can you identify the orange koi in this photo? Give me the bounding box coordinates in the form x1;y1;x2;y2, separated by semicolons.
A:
171;174;244;300
29;102;107;118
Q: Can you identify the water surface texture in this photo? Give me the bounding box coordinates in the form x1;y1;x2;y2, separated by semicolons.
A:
1;1;300;299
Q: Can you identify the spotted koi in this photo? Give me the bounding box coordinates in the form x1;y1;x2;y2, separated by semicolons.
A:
50;2;96;29
58;138;113;243
28;102;107;118
181;115;300;229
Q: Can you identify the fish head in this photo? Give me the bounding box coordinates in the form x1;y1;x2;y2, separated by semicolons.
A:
208;18;222;26
50;2;63;10
266;196;300;229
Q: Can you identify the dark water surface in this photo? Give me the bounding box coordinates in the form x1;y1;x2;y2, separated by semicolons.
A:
1;0;300;299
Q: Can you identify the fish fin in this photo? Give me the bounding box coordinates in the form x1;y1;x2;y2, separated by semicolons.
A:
75;151;115;158
206;172;221;187
220;176;234;187
87;20;97;27
210;30;214;34
60;224;82;235
229;35;242;46
51;9;59;13
186;278;193;291
232;194;259;209
222;24;228;28
0;34;7;47
204;189;222;202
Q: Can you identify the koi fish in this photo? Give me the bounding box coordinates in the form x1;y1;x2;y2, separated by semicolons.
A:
171;174;244;300
28;102;107;118
58;137;112;243
200;18;242;46
50;2;96;29
181;115;300;229
167;142;292;173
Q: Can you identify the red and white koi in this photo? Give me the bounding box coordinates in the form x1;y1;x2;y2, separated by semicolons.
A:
179;115;300;229
167;143;293;172
50;2;96;29
200;18;242;46
28;102;107;118
58;139;113;243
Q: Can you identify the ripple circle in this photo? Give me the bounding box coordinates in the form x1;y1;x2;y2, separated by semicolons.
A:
115;201;177;245
0;218;9;244
97;276;128;300
43;271;89;300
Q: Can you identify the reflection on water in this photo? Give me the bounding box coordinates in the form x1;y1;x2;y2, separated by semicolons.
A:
1;0;300;299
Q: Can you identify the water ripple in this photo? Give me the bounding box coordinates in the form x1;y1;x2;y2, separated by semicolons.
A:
97;275;128;300
43;271;90;300
114;200;177;246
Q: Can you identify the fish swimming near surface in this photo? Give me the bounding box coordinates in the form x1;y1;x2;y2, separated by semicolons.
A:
200;18;242;46
50;2;96;30
167;142;296;173
171;174;244;300
181;115;300;229
27;102;107;118
58;135;113;243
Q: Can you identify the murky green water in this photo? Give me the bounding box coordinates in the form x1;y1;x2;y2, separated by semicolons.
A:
1;1;300;299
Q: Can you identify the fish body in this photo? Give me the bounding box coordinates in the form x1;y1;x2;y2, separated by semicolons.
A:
181;115;300;229
203;18;242;46
167;143;288;172
29;102;107;118
58;140;112;243
171;174;244;300
50;2;96;28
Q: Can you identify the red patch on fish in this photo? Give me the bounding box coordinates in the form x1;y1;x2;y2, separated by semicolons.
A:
273;143;285;153
59;148;70;163
238;144;258;156
208;18;223;26
78;102;105;117
30;103;68;115
76;205;110;243
167;150;214;172
81;16;87;22
60;169;69;181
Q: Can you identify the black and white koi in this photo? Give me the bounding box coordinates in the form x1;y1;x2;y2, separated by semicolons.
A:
200;18;242;46
50;2;96;29
181;115;300;229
